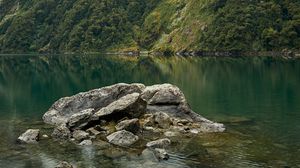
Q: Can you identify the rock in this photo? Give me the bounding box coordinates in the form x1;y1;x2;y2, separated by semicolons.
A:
17;129;40;144
115;118;140;134
153;112;172;129
79;139;92;146
141;84;184;105
67;108;93;130
107;130;139;147
72;130;89;141
43;83;146;126
86;127;101;136
146;138;171;149
153;148;169;161
55;161;73;168
42;134;49;138
164;131;178;137
92;93;147;120
52;124;71;140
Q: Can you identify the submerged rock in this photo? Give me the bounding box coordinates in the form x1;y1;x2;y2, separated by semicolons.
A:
146;138;171;149
17;129;40;144
79;139;93;146
107;130;139;147
55;161;73;168
153;148;169;161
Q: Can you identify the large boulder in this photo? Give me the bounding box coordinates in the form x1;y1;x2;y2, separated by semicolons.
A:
43;83;145;126
92;93;147;120
106;130;139;147
17;129;40;144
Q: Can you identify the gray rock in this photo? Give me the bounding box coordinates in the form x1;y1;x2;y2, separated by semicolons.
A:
141;84;184;105
107;130;139;147
43;83;146;126
17;129;40;144
67;108;93;129
146;138;171;149
52;124;71;140
79;139;92;146
72;130;89;141
92;93;147;120
153;148;169;161
154;112;172;129
86;127;101;136
55;161;73;168
115;118;140;134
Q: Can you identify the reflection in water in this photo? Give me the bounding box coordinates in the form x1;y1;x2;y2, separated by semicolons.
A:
0;55;299;167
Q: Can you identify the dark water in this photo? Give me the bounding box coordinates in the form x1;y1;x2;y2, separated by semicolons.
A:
0;54;299;168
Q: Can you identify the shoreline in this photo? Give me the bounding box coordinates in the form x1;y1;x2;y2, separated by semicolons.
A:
0;50;300;58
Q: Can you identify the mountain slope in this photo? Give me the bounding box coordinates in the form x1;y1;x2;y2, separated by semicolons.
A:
0;0;300;53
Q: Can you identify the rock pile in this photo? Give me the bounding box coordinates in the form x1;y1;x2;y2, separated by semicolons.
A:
19;83;225;160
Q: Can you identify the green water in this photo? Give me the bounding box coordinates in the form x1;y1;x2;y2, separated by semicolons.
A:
0;55;299;168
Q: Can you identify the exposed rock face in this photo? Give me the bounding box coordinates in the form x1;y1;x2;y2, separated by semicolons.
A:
106;130;139;147
17;129;40;144
115;118;140;134
146;138;171;149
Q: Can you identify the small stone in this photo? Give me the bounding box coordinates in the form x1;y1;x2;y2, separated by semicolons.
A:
72;130;89;141
190;129;199;134
42;134;49;138
79;139;92;146
86;127;101;136
17;129;40;144
154;112;172;129
55;161;73;168
107;130;139;147
153;148;169;161
164;131;177;137
52;124;71;140
115;118;140;134
146;138;171;149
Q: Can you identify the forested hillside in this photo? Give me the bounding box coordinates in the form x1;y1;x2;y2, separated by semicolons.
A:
0;0;300;53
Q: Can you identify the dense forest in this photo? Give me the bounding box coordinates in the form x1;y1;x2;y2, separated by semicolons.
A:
0;0;300;53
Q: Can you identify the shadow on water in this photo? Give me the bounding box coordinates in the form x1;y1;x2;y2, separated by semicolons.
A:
0;54;299;167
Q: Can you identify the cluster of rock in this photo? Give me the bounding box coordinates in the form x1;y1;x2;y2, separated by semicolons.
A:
18;83;225;162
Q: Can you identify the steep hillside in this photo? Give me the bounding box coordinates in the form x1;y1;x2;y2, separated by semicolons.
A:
0;0;300;53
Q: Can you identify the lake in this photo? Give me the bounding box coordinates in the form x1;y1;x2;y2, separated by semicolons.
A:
0;54;299;168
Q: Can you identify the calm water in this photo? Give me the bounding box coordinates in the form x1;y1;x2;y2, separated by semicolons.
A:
0;54;299;168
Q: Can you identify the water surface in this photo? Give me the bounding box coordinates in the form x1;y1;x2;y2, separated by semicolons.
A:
0;55;299;167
